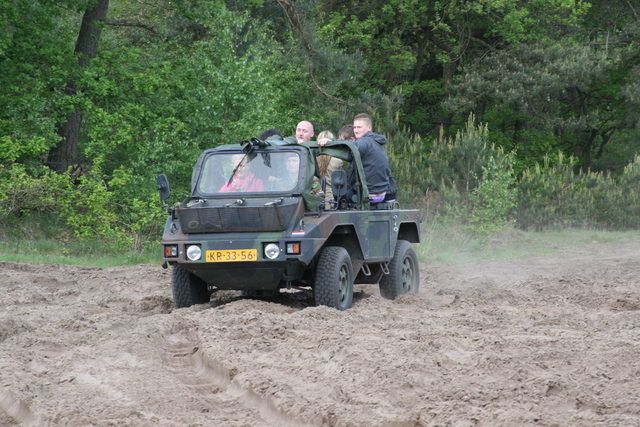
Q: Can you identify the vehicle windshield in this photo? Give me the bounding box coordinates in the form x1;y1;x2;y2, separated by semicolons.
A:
197;151;302;195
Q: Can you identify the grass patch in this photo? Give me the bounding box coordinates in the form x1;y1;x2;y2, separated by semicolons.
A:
0;213;158;268
0;239;158;268
416;224;640;266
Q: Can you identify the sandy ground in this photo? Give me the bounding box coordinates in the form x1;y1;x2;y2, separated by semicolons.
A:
2;241;640;426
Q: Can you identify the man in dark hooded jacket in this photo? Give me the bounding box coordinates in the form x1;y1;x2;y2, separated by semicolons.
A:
348;113;395;202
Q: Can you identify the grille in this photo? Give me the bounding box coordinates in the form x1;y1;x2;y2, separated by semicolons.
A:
177;202;298;233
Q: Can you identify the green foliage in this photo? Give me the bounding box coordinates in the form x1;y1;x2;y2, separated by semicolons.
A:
58;161;163;250
426;114;495;195
590;128;640;174
4;0;640;260
388;113;518;241
0;164;71;219
480;105;560;174
385;122;428;204
0;212;157;267
468;154;517;241
0;1;78;163
80;3;320;205
516;153;640;230
415;115;517;241
446;38;640;169
391;110;640;234
317;0;589;135
0;161;163;252
0;135;49;166
319;0;587;88
172;10;293;143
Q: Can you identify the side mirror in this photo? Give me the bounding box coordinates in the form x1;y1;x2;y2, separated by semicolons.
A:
331;170;347;205
156;174;171;201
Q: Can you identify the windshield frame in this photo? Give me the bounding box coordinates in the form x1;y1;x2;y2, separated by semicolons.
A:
190;146;307;198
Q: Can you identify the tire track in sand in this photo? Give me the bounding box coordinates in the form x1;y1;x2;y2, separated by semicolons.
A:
160;328;315;426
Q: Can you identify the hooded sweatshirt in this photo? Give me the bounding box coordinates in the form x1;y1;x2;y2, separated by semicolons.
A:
348;131;391;195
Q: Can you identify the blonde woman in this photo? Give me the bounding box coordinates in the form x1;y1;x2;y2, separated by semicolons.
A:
316;130;344;200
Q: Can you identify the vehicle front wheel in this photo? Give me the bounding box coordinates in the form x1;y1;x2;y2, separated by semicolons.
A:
314;246;354;310
379;240;419;300
172;265;211;308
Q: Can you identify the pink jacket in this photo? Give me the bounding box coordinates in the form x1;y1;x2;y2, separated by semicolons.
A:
218;173;265;193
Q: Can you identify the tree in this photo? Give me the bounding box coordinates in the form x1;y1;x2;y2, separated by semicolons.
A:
77;0;333;202
445;3;640;170
0;1;81;170
46;0;109;173
316;0;588;136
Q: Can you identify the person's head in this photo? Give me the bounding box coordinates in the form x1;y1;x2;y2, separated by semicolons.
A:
285;153;300;176
295;121;314;143
317;130;334;141
338;124;356;141
259;129;283;140
353;114;373;139
231;154;249;178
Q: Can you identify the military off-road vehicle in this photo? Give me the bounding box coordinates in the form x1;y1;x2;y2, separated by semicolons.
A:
157;137;421;310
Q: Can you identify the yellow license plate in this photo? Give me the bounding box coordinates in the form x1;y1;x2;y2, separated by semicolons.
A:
205;249;258;262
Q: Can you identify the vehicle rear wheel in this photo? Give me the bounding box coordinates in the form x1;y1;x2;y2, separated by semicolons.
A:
314;246;354;310
172;265;211;308
379;240;419;300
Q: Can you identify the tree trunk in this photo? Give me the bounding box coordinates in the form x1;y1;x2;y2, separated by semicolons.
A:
575;129;598;170
48;104;82;172
46;0;109;173
407;30;428;117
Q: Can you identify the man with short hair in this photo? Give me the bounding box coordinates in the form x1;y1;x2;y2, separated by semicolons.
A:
338;124;356;141
353;114;373;139
276;152;300;190
295;120;314;143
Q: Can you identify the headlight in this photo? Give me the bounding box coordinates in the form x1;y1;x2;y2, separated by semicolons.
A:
186;244;202;261
264;243;280;260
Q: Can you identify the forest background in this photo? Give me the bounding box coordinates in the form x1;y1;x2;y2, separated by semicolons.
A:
2;0;640;262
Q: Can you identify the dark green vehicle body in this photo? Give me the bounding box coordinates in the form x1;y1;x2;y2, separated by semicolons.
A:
158;137;421;310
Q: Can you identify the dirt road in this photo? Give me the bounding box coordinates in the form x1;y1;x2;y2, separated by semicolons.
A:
2;241;640;426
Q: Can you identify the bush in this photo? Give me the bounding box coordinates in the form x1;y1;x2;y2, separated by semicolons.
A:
516;153;640;230
387;113;518;242
0;160;163;251
58;161;164;250
468;153;517;241
0;164;71;219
